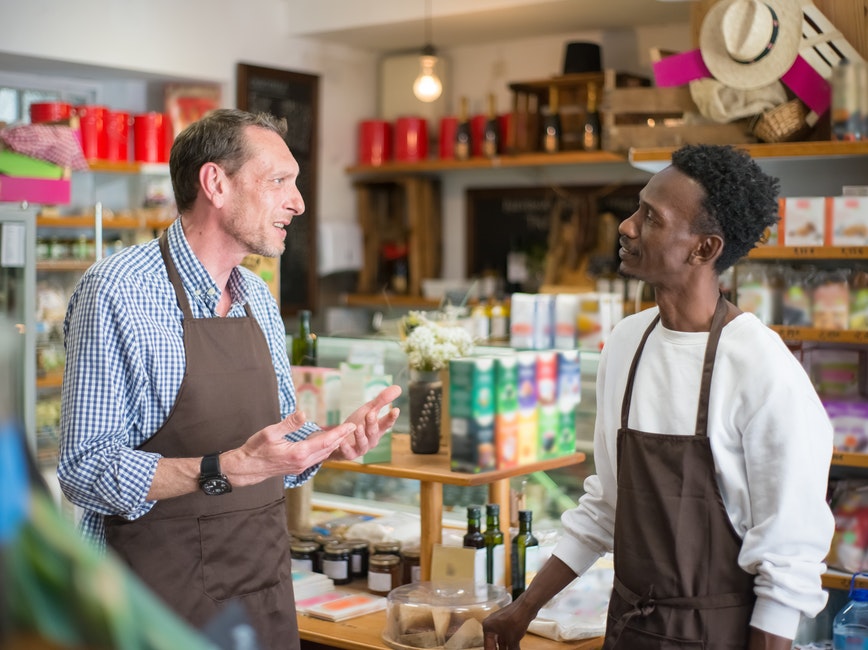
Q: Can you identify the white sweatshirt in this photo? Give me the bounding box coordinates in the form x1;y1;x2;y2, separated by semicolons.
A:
552;307;835;639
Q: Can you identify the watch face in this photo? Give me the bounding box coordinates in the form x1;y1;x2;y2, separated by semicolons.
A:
200;476;232;496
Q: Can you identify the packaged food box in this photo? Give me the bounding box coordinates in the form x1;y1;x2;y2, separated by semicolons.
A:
824;399;868;453
829;196;868;246
779;196;827;246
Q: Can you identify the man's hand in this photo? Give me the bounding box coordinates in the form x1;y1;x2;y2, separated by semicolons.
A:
327;384;402;461
221;411;358;487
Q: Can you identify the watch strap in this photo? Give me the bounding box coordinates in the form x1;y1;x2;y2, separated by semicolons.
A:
201;452;222;477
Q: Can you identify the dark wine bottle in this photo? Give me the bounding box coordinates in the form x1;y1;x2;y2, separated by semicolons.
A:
483;503;505;586
482;93;500;158
582;82;601;151
464;505;487;584
454;96;471;161
291;309;317;367
541;85;561;154
510;509;540;599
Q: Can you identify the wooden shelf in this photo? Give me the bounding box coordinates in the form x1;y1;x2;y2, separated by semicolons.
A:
343;293;449;309
770;326;868;344
37;214;174;230
822;569;868;592
36;259;93;272
629;140;868;167
36;371;63;389
85;160;170;175
324;432;584;487
346;150;625;176
749;246;868;260
832;451;868;469
347;141;867;178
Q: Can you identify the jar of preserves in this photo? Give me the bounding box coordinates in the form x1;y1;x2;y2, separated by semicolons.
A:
368;553;401;595
401;546;421;585
345;538;370;578
290;540;320;573
322;542;352;585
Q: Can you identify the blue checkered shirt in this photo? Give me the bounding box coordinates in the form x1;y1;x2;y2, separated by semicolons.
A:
58;219;319;549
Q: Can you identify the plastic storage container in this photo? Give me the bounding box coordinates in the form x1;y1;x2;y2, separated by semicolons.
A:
834;572;868;649
383;581;510;650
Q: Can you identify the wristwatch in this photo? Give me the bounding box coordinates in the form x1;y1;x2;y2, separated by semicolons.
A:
199;453;232;495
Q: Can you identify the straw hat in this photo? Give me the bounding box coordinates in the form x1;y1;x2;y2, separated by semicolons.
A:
699;0;803;90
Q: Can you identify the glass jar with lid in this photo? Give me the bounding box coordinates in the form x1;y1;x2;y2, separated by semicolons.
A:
344;538;371;578
290;540;320;573
322;542;352;585
368;553;401;595
401;547;421;585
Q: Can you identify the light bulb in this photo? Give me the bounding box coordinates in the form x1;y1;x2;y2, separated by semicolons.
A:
413;54;442;102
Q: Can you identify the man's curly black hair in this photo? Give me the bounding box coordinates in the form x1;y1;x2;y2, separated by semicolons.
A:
670;144;780;274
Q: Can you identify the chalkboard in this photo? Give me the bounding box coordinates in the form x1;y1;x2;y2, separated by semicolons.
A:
237;63;319;316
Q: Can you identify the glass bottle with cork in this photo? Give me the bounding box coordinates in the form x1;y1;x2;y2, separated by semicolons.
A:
454;96;471;161
582;82;601;151
482;93;500;158
291;309;317;367
541;85;561;154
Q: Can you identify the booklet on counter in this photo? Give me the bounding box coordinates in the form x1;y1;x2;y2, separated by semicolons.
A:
291;570;335;601
302;591;387;622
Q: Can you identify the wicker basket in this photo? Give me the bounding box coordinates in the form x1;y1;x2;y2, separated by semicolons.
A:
751;98;811;143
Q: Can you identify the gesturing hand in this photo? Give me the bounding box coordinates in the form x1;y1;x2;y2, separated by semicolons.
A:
327;384;402;461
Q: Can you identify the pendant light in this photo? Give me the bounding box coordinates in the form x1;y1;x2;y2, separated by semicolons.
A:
412;0;442;102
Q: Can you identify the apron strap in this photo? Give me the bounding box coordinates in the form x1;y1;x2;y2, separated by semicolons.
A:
694;293;728;438
159;230;194;321
620;313;661;430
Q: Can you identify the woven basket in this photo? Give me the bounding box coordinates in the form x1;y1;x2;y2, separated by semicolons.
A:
751;99;811;143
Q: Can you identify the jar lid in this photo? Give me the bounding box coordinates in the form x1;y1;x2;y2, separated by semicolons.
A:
290;541;319;553
324;542;351;556
374;541;402;553
402;547;421;559
344;538;371;551
370;553;401;567
290;528;319;542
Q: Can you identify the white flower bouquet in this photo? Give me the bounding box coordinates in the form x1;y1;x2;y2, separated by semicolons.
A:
400;311;474;372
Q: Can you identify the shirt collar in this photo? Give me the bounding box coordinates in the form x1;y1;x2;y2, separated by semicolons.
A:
167;220;250;314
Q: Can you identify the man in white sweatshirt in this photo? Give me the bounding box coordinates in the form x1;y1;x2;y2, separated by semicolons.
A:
483;144;833;650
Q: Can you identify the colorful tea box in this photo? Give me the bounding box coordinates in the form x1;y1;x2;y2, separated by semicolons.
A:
450;414;496;473
556;406;578;456
537;404;559;459
516;351;538;411
554;293;579;349
450;357;495;419
556;349;582;410
509;293;536;349
494;355;519;469
516;408;538;464
534;294;555;350
536;350;558;407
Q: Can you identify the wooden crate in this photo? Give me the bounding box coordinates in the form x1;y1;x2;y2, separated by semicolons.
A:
508;72;647;154
354;175;441;298
600;69;755;152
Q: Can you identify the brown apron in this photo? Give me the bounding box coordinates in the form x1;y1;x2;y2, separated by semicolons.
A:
603;295;756;649
105;232;298;650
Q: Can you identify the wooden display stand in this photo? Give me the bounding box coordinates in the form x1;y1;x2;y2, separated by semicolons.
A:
354;176;441;298
322;433;585;583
